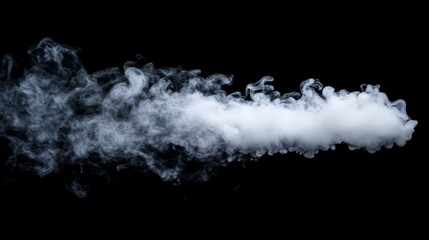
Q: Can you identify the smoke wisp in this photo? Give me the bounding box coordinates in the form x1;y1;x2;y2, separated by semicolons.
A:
0;38;417;194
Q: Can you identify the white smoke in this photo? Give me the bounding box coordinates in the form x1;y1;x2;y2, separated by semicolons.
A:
0;38;417;195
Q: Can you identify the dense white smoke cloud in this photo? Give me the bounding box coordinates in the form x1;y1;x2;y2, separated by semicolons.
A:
0;38;417;194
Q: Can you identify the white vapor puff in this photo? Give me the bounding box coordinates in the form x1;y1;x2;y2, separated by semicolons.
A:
0;38;417;190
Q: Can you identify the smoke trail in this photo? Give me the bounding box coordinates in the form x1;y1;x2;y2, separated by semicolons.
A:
0;38;417;195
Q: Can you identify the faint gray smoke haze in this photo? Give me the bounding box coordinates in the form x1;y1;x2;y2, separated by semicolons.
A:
0;38;418;196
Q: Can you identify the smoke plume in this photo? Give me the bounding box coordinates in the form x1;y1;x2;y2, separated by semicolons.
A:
0;38;417;195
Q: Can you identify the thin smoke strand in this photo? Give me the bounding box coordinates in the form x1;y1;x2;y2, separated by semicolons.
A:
0;38;418;186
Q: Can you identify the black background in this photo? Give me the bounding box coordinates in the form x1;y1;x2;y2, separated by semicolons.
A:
0;3;425;235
